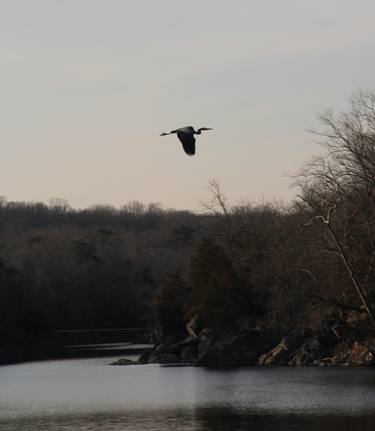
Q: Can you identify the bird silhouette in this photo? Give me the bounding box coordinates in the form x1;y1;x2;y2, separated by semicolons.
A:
160;126;212;156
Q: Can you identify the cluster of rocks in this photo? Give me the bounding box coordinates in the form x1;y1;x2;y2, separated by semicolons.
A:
137;328;278;366
111;311;375;367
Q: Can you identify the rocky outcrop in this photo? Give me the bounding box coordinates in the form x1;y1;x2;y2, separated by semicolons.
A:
284;312;375;367
112;328;279;366
112;310;375;367
258;329;307;365
192;328;278;366
111;358;135;365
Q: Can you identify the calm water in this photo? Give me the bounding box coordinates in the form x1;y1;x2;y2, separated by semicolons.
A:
1;355;375;430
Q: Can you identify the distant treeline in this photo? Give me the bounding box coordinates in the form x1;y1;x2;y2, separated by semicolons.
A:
1;91;374;357
0;199;204;334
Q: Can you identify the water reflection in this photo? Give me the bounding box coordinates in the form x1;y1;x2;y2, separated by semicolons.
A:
2;409;375;431
1;357;375;430
194;407;375;431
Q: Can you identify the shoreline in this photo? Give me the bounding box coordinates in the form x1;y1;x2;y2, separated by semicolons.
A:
3;310;374;368
112;322;375;368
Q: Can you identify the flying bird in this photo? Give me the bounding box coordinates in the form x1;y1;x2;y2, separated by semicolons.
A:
160;126;212;156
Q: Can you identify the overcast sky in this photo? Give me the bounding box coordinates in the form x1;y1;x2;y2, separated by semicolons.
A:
1;1;375;210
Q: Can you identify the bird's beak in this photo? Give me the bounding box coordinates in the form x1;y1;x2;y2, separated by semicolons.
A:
160;132;167;136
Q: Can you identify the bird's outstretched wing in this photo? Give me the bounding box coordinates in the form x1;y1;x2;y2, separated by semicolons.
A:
177;132;195;156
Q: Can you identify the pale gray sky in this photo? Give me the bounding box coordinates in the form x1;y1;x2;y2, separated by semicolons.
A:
1;1;375;210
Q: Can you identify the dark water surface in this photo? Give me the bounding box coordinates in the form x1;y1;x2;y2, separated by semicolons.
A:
1;356;374;430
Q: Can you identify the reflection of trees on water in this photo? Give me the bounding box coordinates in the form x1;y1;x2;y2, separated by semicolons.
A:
2;406;375;430
193;407;375;431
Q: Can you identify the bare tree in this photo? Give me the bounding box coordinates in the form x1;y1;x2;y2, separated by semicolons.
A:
297;90;375;325
200;179;230;216
305;206;375;325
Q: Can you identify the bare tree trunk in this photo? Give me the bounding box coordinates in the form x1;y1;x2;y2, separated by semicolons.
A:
325;222;374;325
308;207;375;326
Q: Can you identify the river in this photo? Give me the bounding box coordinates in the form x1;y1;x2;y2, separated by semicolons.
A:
1;355;375;430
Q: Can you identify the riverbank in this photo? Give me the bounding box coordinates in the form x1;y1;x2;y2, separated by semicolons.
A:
112;310;375;367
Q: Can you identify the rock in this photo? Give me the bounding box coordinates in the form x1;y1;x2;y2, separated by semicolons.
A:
194;334;214;364
110;358;135;366
156;353;180;364
180;345;197;362
213;340;225;351
218;330;264;365
199;328;213;341
192;330;261;366
147;343;169;363
259;342;288;366
165;336;199;354
288;336;326;366
259;329;306;365
287;324;375;367
314;357;335;367
347;339;375;365
224;330;263;352
138;347;155;364
217;330;237;346
289;349;311;366
132;316;375;367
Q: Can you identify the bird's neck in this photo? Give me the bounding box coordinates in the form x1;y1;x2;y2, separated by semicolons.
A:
194;129;201;135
